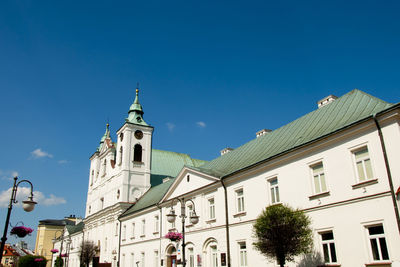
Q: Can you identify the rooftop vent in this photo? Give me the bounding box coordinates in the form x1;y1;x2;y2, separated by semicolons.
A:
220;147;233;156
317;95;338;108
256;129;271;138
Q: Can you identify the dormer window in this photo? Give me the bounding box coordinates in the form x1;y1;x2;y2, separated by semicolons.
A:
134;144;142;162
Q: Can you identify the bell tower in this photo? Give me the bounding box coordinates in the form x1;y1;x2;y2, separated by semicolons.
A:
116;86;153;202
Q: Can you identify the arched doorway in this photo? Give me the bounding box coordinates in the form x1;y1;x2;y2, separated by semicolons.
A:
203;238;218;267
166;245;177;267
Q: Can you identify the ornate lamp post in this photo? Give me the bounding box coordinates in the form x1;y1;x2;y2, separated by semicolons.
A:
0;176;37;263
166;198;199;267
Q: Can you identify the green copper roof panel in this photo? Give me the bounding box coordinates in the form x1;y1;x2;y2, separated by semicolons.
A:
66;221;84;235
120;178;175;217
200;90;394;177
150;149;207;186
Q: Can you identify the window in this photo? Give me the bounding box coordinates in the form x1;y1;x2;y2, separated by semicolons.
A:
353;146;373;182
141;219;146;236
320;231;337;263
141;252;145;267
236;188;245;213
367;225;389;261
102;159;107;176
187;204;193;218
208;198;215;219
131;253;134;265
119;146;123;165
211;246;218;267
90;170;94;185
188;248;195;267
131;222;135;238
104;237;107;252
311;163;327;194
134;144;143;162
122;225;126;240
154;250;159;267
100;197;104;210
154;215;159;233
238;242;248;267
269;178;280;204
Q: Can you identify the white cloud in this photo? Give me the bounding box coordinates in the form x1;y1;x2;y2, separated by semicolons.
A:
0;169;19;181
31;148;53;159
196;121;206;128
0;187;66;208
166;122;175;132
58;160;68;164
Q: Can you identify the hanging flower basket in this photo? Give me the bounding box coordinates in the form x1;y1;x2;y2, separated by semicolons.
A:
10;225;34;238
50;249;59;254
165;231;183;242
61;253;68;257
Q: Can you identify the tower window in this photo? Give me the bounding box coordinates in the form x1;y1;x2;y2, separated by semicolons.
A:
134;144;142;162
119;146;123;165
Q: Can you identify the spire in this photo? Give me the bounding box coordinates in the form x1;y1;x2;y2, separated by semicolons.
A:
126;84;148;126
97;123;110;151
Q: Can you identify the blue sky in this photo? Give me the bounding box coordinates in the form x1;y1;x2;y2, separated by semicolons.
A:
0;0;399;248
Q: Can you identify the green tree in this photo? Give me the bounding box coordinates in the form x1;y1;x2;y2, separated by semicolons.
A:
54;256;64;267
18;255;47;267
79;240;97;267
253;204;313;267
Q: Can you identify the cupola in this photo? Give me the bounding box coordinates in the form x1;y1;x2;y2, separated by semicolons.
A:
126;87;149;126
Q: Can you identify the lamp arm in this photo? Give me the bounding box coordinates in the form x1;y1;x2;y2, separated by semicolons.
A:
15;179;35;202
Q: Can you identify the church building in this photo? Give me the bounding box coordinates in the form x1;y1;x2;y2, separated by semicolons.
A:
53;89;400;267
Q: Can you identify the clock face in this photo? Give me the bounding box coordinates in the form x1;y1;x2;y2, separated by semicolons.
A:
134;130;143;140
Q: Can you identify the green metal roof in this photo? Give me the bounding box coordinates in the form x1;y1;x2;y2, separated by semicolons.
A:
120;150;207;218
199;89;395;177
66;221;84;235
126;89;149;126
120;89;397;219
120;178;175;217
150;149;207;186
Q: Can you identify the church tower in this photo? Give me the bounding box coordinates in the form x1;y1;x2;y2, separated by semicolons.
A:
85;87;153;217
116;87;154;202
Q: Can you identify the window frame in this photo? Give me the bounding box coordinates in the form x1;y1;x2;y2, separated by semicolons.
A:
208;197;216;220
351;145;374;183
309;161;328;195
235;187;245;213
268;177;280;204
238;241;248;267
365;223;390;262
319;230;338;264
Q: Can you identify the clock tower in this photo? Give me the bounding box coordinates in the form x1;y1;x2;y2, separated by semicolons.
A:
116;88;154;202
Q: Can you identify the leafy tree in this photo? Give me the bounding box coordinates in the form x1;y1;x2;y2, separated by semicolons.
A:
55;256;64;267
253;204;313;267
18;255;47;267
79;240;97;267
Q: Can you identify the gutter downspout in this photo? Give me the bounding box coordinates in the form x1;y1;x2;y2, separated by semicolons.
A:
373;114;400;235
117;218;122;267
220;179;231;267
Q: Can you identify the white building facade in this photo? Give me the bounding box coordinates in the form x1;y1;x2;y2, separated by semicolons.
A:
55;89;400;267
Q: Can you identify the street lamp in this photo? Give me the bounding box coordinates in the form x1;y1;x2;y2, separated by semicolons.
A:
0;176;37;263
166;198;199;267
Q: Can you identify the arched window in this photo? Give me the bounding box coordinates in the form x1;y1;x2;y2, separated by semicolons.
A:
119;146;123;165
103;159;107;176
134;144;142;162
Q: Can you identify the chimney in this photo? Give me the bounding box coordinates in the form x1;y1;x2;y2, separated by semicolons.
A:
256;129;271;138
317;95;337;108
220;147;233;156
